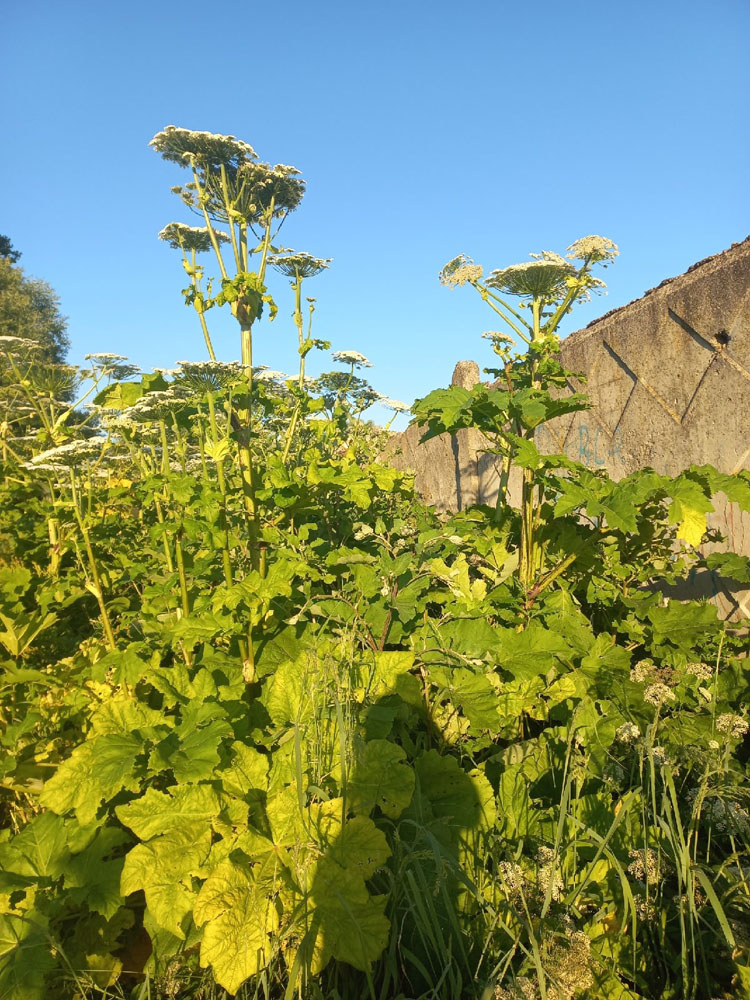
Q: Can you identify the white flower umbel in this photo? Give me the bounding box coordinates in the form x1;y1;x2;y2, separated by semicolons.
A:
567;235;619;263
536;846;564;901
150;126;257;167
643;683;676;707
176;359;244;392
29;439;105;468
615;722;641;744
331;350;372;368
379;398;410;413
716;713;749;739
85;353;129;364
630;659;655;683
628;848;667;882
127;388;191;421
158;222;230;253
253;369;289;383
439;254;483;287
0;336;39;349
486;258;576;298
268;251;332;278
686;661;713;683
482;331;514;347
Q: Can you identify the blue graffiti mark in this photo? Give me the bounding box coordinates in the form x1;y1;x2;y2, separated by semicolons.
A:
576;424;625;467
578;426;591;464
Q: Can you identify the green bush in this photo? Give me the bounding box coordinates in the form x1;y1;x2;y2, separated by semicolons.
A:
0;128;748;1000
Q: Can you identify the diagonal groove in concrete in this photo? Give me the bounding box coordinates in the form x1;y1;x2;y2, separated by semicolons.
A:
669;306;750;383
601;340;643;433
667;307;717;353
679;354;718;425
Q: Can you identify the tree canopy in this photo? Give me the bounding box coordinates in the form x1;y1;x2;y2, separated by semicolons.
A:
0;254;70;363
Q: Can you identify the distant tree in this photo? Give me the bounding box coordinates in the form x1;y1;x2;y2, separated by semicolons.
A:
0;255;74;447
0;257;70;363
0;235;22;263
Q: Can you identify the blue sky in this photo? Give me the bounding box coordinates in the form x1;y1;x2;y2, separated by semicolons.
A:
2;0;748;428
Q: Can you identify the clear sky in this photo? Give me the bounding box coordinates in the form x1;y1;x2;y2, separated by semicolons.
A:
2;0;748;429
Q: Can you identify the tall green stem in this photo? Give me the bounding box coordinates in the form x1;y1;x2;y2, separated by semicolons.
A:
519;298;543;587
174;528;191;618
206;391;235;592
281;272;306;464
70;471;116;651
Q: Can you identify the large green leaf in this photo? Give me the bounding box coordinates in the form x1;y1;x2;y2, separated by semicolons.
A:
308;801;390;880
0;812;69;879
266;782;309;847
121;826;211;939
647;600;720;651
63;828;129;919
262;653;317;727
193;859;280;993
667;477;714;547
90;693;166;736
149;704;232;782
116;784;222;841
39;734;143;826
219;742;269;799
348;740;415;819
306;858;389;973
0;910;54;1000
705;551;750;583
496;623;572;678
430;667;500;731
415;750;496;835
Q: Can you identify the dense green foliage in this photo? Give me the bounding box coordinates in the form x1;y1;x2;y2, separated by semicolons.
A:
1;131;749;1000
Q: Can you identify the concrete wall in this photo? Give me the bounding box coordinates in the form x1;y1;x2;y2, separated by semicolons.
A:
382;238;750;617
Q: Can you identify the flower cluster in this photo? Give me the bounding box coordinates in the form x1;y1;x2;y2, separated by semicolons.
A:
716;713;749;739
567;235;619;263
630;659;656;682
331;350;372;368
0;335;39;352
643;683;676;707
486;258;576;299
127;388;191;421
628;848;666;883
537;846;564;902
546;930;594;1000
494;977;537;1000
378;397;410;413
268;251;332;278
176;360;244;392
150;126;257;167
253;369;289;383
700;796;750;836
439;255;483;287
158;222;230;253
497;861;526;900
615;722;641;744
685;660;713;683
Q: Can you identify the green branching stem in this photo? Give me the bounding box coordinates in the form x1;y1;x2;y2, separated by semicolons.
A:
191;162;228;280
219;164;242;273
206;390;235;593
476;286;531;345
69;470;116;652
174;527;191;619
481;285;533;332
281;269;306;464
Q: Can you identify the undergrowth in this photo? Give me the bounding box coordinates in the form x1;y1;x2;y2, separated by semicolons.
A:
0;127;749;1000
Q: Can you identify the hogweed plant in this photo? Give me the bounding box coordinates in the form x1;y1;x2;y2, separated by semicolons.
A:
2;131;750;1000
152;125;305;586
419;237;618;590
